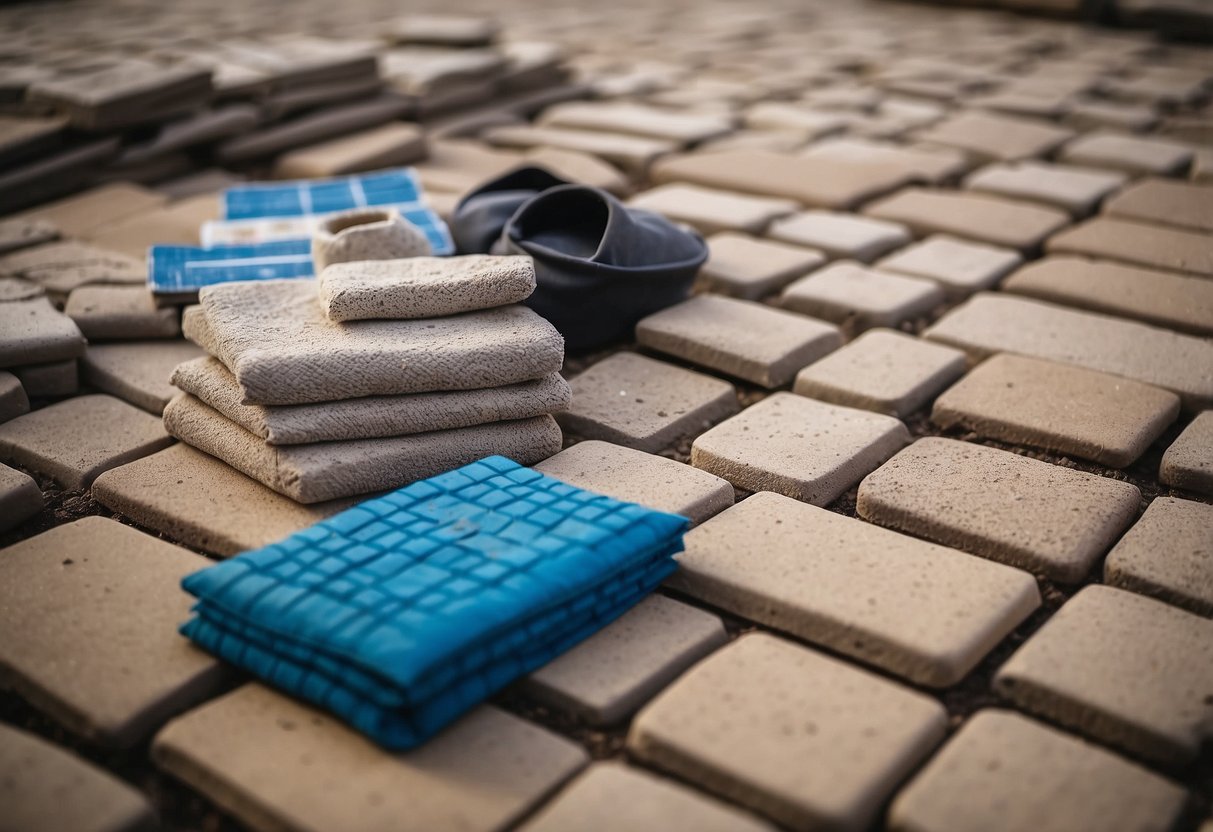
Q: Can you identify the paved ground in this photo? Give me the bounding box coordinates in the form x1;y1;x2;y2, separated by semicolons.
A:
0;0;1211;830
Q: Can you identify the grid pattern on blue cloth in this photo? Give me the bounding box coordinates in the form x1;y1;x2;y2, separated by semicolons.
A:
147;239;314;294
179;456;689;749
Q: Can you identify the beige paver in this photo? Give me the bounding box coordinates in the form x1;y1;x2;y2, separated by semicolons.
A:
994;585;1213;764
636;294;842;388
628;633;947;831
743;102;850;137
523;594;728;724
924;293;1213;410
963;161;1127;216
1160;411;1213;496
673;492;1039;686
1046;216;1213;277
864;188;1071;253
0;461;41;532
1105;497;1213;617
931;354;1180;467
799;137;968;185
768;210;911;263
858;437;1141;582
0;240;144;297
914;111;1074;162
484;124;676;176
271;122;427;179
153;685;588;832
64;284;179;340
781;261;945;332
0;217;58;256
1103;176;1213;233
888;709;1187;832
0;369;29;423
1059;131;1194;176
14;182;166;238
0;517;227;746
793;328;966;417
533;440;733;525
1065;100;1158;133
539;100;734;145
14;358;77;397
81;340;207;415
628;183;797;236
698;232;825;299
692;392;909;504
875;234;1022;298
0;295;86;368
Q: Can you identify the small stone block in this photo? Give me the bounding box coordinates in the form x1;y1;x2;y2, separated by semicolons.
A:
81;340;207;414
0;370;30;423
1059;131;1194;176
65;284;179;340
698;232;826;299
781;261;945;332
915;111;1074;162
628;183;797;236
864;188;1071;253
767;210;911;263
1105;497;1213;617
1160;411;1213;496
1104;177;1213;234
875;234;1022;298
0;217;58;256
1046;216;1213;278
14;358;78;398
964;161;1127;217
0;295;86;368
0;462;41;532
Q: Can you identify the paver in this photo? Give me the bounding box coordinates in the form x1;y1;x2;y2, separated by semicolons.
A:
521;763;775;832
1065;100;1158;133
858;437;1141;582
692;392;909;504
0;517;228;746
1059;131;1194;176
963;161;1127;216
863;188;1071;253
152;685;588;832
697;232;825;299
793;329;966;417
0;295;86;368
0;723;157;832
627;183;796;236
1105;497;1213;617
673;492;1038;686
767;210;910;263
0;239;145;297
888;709;1187;832
636;294;842;388
271;122;427;179
0;216;58;255
995;585;1213;765
14;358;78;398
1103;177;1213;233
931;354;1180;467
0;369;29;423
875;234;1022;298
1001;256;1213;337
781;261;945;332
539;100;734;145
81;340;207;414
743;102;850;137
64;284;180;340
484;124;676;176
798;137;969;185
0;275;44;302
534;440;734;525
558;352;738;453
0;462;41;532
628;633;947;831
1160;411;1213;496
522;594;728;725
924;293;1213;410
85;194;216;258
14;181;166;237
914;111;1074;162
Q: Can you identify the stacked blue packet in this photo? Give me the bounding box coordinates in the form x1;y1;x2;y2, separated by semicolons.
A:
179;456;689;749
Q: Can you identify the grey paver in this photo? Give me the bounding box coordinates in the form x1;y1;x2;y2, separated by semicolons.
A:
963;161;1127;216
64;284;180;340
0;275;44;302
628;633;947;831
0;295;86;368
858;437;1141;582
636;294;842;388
1103;176;1213;233
767;210;911;263
780;261;945;332
698;232;825;299
1059;131;1194;176
81;340;207;414
0;461;42;532
888;709;1187;832
931;354;1180;467
1047;216;1213;277
692;392;909;504
793;328;966;417
672;492;1039;686
1105;497;1213;617
0;369;29;423
1160;411;1213;496
153;685;588;832
533;440;733;525
864;188;1071;253
628;183;797;235
14;358;78;398
994;585;1213;765
0;517;228;746
914;111;1074;162
875;234;1022;298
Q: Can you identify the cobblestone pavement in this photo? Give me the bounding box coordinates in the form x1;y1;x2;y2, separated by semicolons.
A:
1;0;1211;830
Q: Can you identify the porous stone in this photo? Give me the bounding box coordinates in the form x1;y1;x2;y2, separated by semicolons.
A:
0;216;58;256
272;122;428;179
65;285;179;340
0;370;30;423
1059;131;1194;176
0;276;44;302
15;182;166;238
915;111;1074;162
0;462;41;532
1046;216;1213;277
1105;497;1213;617
0;239;145;297
81;340;206;414
864;188;1071;253
310;208;432;271
1103;176;1213;233
1160;411;1213;495
698;232;825;299
768;210;911;263
743;103;850;137
964;161;1127;216
628;183;797;236
14;358;77;397
781;261;945;332
875;234;1022;298
0;295;86;368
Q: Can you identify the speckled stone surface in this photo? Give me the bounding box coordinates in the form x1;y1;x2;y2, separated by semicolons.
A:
1104;497;1213;617
0;461;42;532
875;234;1022;298
1160;411;1213;496
1046;217;1213;278
698;232;825;299
0;370;29;423
310;208;433;270
81;340;206;414
768;210;910;263
781;260;945;333
0;295;86;368
64;284;179;340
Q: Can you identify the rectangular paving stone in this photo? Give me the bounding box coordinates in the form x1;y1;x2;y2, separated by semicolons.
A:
767;210;911;263
0;517;228;747
0;370;29;423
781;261;945;333
1160;411;1213;496
0;216;58;256
672;492;1039;687
65;285;179;341
534;440;734;525
636;294;842;388
931;354;1180;467
924;293;1213;410
875;234;1022;298
963;161;1127;217
799;137;969;186
1105;497;1213;617
628;633;947;831
1047;216;1213;278
628;183;797;236
539;100;735;145
81;340;206;414
153;685;588;832
888;709;1187;832
1103;177;1213;233
484;124;677;176
698;232;825;299
864;188;1071;253
914;111;1074;162
1059;131;1194;176
994;585;1213;765
0;462;41;532
692;392;909;505
14;358;77;398
743;103;850;137
0;239;145;297
559;352;739;453
272;122;427;179
858;437;1141;583
15;182;167;238
0;295;86;368
794;328;966;418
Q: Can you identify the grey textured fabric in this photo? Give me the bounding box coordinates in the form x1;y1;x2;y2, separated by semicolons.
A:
171;356;571;444
318;255;537;321
310;208;432;271
197;279;564;405
163;393;563;503
181;304;219;354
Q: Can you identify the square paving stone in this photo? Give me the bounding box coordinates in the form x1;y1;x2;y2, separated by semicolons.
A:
14;182;167;238
781;261;945;333
793;328;966;418
152;685;588;832
627;183;797;235
1160;411;1213;496
14;358;78;398
672;492;1039;687
698;232;825;299
560;352;738;453
636;295;842;389
914;111;1074;162
931;354;1180;467
963;161;1127;217
1065;100;1159;133
858;437;1141;583
1103;176;1213;234
692;392;909;505
0;723;157;832
1104;497;1213;617
521;762;776;832
522;594;727;725
875;234;1022;298
1059;131;1194;176
0;295;86;368
81;340;206;415
888;709;1187;832
864;188;1071;253
628;633;947;831
0;394;172;490
534;440;734;525
0;370;29;423
0;517;228;747
0;462;42;532
1047;216;1213;277
767;210;911;263
994;585;1213;765
64;285;179;341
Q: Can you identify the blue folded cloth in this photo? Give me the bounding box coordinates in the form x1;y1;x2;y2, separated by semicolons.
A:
148;239;314;295
179;456;688;749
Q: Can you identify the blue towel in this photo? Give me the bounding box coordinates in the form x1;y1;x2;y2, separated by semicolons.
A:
148;239;314;295
179;456;688;749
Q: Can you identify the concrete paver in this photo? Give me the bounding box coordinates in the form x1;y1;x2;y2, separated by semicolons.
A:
1059;131;1194;176
64;284;179;340
1160;411;1213;496
81;340;207;414
1103;177;1213;233
698;232;825;299
0;369;29;423
864;188;1071;253
963;161;1127;216
767;210;910;263
628;183;796;235
1046;216;1213;277
1105;497;1213;617
914;111;1074;162
875;234;1022;298
0;295;86;368
0;461;42;532
780;261;945;332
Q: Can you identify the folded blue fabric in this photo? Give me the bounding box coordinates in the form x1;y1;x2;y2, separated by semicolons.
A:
148;239;314;295
179;456;688;749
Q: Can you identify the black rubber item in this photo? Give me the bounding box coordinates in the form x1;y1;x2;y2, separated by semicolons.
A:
451;165;569;254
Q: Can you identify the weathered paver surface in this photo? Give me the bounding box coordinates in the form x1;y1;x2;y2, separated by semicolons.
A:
1160;410;1213;496
1104;496;1213;617
698;232;825;299
1046;216;1213;277
781;261;946;333
875;234;1022;298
